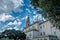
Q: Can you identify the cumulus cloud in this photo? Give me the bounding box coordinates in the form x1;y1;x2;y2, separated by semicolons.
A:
28;4;34;9
21;16;28;20
8;20;22;26
0;0;14;14
14;7;23;13
12;0;24;8
0;0;24;24
14;27;19;30
33;11;37;14
0;0;24;14
0;13;15;21
8;20;22;30
7;27;13;30
2;20;22;30
26;8;31;13
6;20;22;30
33;14;43;21
7;27;19;30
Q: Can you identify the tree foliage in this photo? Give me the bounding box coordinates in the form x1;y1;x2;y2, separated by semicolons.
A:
0;29;26;40
31;0;60;29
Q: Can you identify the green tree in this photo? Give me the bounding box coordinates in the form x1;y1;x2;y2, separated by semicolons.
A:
31;0;60;29
1;29;26;40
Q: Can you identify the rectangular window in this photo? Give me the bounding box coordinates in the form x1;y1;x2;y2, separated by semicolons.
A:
43;32;45;35
40;25;42;29
40;32;42;36
54;31;56;35
43;25;45;28
29;33;31;38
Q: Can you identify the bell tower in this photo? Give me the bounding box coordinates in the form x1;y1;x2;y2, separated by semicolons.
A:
26;15;30;27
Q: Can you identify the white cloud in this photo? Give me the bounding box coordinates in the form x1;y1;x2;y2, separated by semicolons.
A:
8;20;22;26
2;20;22;30
0;13;15;21
12;0;24;8
43;18;46;21
28;4;34;9
8;20;22;30
6;25;19;30
0;0;24;31
0;0;14;14
21;16;28;20
33;11;37;14
26;16;28;19
14;27;19;30
0;0;24;21
36;7;43;11
7;27;13;30
33;14;46;21
26;8;31;13
14;7;23;13
0;0;24;14
33;14;43;21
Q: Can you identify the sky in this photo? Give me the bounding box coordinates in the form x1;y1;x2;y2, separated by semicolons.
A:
0;0;46;32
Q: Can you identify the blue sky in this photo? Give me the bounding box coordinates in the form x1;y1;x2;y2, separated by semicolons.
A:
0;0;45;31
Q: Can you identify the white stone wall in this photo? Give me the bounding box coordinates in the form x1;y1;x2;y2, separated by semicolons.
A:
33;31;39;38
38;21;52;37
24;22;38;33
52;27;60;39
24;20;60;40
25;31;39;40
38;21;60;39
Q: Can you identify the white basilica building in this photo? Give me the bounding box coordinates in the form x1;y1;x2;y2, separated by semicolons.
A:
23;15;60;40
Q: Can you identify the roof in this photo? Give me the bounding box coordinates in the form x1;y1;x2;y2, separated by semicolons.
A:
23;20;49;29
24;29;38;33
24;21;40;29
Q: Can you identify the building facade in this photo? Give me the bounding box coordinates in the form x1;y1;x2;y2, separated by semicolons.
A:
23;16;60;40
